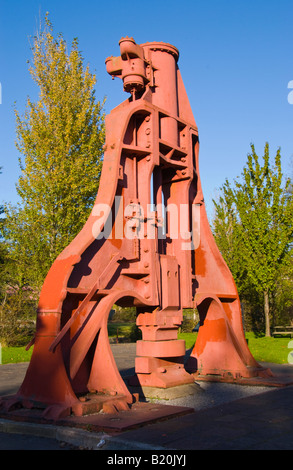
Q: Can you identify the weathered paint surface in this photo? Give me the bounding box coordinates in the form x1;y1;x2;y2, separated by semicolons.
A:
1;38;272;420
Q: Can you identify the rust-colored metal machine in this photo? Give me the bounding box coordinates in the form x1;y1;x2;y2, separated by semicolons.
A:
2;37;272;420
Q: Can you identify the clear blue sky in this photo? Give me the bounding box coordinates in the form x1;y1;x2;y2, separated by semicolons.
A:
1;0;293;219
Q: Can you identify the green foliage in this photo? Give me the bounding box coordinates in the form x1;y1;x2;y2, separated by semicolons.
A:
213;143;293;335
233;144;292;294
110;306;136;323
272;257;293;326
0;167;5;253
1;14;105;345
106;321;141;343
4;14;105;289
0;286;37;346
181;314;195;333
129;324;142;342
212;181;248;295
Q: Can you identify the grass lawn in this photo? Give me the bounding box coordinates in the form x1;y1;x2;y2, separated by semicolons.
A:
178;331;292;364
1;329;292;365
244;332;292;364
1;345;33;364
0;322;135;364
107;322;133;338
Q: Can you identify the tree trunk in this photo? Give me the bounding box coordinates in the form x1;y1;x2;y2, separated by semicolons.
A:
264;290;271;337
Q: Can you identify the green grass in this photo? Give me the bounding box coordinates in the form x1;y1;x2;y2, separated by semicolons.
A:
244;332;292;364
0;322;134;364
1;346;33;364
1;330;292;365
107;322;133;338
178;331;292;364
178;332;198;350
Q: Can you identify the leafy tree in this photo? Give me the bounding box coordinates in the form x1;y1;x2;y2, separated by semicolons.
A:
0;166;7;282
272;255;293;326
4;14;105;288
213;143;293;336
212;184;246;291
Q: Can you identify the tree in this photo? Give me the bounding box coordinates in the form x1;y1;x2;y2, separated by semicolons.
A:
212;183;245;290
213;143;293;336
0;166;7;278
4;14;105;288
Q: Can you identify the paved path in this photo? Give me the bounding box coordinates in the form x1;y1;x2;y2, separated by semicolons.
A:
1;343;293;450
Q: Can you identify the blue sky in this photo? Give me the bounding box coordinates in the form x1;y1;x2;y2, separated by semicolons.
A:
0;0;293;219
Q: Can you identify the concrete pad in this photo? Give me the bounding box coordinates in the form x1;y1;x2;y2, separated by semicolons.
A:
0;400;194;433
128;382;202;400
194;372;293;387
